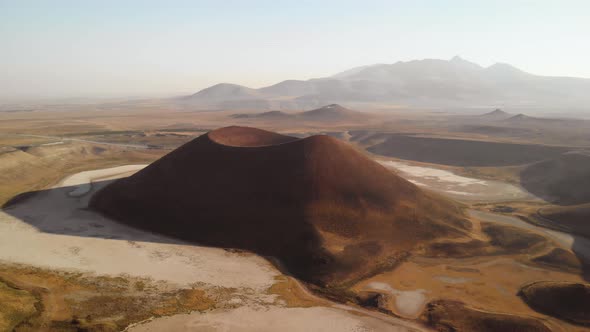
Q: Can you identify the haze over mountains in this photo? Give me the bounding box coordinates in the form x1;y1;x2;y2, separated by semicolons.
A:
180;56;590;110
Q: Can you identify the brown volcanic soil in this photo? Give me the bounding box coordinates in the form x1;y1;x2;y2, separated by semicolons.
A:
425;223;547;258
521;152;590;205
519;281;590;326
539;203;590;238
367;135;568;167
420;300;551;332
91;126;469;286
298;104;365;122
532;248;583;271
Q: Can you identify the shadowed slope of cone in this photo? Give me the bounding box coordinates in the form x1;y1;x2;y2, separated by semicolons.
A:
91;126;469;286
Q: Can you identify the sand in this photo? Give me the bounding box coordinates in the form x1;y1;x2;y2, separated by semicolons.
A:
127;306;420;332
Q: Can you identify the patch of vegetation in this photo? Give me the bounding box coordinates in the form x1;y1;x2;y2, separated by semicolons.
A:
0;264;216;331
482;224;546;251
532;248;582;272
267;276;319;308
421;300;551;332
0;280;38;331
0;142;163;206
425;223;547;258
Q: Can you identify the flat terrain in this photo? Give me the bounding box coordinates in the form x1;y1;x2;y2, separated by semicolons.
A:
2;105;590;331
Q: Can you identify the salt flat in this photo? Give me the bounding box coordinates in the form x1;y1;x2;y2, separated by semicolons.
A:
128;306;421;332
0;166;279;290
380;160;533;201
0;165;427;331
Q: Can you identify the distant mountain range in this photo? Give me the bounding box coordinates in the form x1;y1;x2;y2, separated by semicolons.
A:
179;56;590;110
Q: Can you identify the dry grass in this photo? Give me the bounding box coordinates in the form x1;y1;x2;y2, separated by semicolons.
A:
0;142;163;206
421;300;551;332
0;280;38;331
0;264;216;331
459;164;524;185
267;276;322;308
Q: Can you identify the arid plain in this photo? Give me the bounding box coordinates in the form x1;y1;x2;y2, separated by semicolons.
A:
1;102;590;332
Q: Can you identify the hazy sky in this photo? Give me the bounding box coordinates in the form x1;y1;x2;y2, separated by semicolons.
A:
1;0;589;100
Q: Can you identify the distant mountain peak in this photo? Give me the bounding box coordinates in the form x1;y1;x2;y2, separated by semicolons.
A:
505;113;532;122
479;108;512;119
489;108;508;115
485;62;527;76
324;104;341;108
182;56;590;109
449;56;483;70
186;83;260;101
306;104;350;113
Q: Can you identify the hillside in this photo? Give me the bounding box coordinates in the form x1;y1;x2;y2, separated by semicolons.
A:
539;203;590;238
298;104;364;121
520;281;590;326
521;152;590;205
185;83;261;101
91;126;469;286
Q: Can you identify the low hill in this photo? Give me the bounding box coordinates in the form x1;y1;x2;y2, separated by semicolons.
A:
502;113;570;127
230;110;292;119
479;108;512;120
538;203;590;238
91;126;469;286
521;152;590;205
230;104;367;123
520;281;590;326
258;80;315;96
298;104;363;122
421;300;550;332
184;83;261;102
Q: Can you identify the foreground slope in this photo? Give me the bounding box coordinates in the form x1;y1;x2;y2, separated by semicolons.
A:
91;126;468;285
